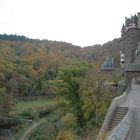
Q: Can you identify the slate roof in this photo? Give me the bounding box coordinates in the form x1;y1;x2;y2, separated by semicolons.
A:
125;63;140;72
101;56;115;71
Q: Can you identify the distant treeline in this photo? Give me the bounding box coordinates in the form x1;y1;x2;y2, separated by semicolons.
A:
0;34;31;41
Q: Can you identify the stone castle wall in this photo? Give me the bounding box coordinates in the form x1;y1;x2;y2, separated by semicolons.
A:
125;71;140;86
121;28;140;65
135;55;140;63
137;13;140;29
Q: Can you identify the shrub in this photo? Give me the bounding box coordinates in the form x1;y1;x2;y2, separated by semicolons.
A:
59;113;77;130
10;116;21;126
56;131;75;140
19;108;39;120
20;108;32;117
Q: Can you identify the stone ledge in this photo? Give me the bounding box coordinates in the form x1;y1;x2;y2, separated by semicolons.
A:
97;91;128;140
106;108;134;140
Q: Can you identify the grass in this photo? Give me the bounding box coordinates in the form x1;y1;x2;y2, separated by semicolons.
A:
10;93;114;140
10;97;58;140
10;97;57;116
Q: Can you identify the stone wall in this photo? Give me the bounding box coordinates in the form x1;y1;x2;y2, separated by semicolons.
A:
125;71;140;86
137;13;140;29
106;108;134;140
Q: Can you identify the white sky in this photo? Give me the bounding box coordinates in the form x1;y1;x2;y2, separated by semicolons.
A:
0;0;140;47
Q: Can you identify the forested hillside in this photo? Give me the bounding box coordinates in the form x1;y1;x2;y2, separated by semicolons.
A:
0;34;121;140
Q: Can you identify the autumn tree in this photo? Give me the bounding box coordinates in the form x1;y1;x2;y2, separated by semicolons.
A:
0;87;12;116
80;68;108;127
54;63;90;127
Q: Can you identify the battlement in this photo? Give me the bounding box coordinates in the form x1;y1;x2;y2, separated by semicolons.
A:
121;13;140;36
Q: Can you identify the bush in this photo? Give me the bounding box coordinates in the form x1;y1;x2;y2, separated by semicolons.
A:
19;108;39;120
30;134;47;140
10;116;21;126
59;113;77;130
56;131;75;140
20;108;32;117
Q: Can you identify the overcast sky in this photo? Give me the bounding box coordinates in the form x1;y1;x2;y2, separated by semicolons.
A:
0;0;140;47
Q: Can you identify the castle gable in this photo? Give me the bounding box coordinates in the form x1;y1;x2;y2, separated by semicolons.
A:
101;56;115;71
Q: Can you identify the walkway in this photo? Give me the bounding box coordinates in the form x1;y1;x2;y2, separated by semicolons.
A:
119;83;140;140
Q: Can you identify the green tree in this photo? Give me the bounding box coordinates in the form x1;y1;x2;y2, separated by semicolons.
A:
80;69;114;127
54;63;90;127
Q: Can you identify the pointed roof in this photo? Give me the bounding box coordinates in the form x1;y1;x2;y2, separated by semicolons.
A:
100;56;115;71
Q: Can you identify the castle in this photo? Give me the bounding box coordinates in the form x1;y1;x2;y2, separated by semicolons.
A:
120;13;140;65
120;13;140;86
97;13;140;140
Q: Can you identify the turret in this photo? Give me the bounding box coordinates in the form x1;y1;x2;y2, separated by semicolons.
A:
121;14;138;35
137;12;140;29
120;12;140;66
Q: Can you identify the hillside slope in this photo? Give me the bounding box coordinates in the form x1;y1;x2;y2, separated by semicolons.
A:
0;34;121;140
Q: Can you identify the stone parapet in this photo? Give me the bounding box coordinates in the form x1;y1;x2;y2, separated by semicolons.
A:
106;108;134;140
97;91;128;140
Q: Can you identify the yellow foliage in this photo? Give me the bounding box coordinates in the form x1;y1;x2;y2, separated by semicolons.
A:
60;113;77;129
56;131;75;140
97;130;109;140
30;69;39;77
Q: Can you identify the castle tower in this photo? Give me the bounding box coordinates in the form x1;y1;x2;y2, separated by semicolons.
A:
121;28;140;64
120;13;140;66
120;13;140;86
